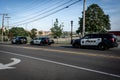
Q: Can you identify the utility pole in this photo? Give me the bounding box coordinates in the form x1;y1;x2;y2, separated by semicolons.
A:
5;16;11;41
0;13;8;43
5;16;11;31
71;20;73;44
82;0;86;37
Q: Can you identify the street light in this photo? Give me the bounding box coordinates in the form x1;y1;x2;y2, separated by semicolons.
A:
71;20;73;44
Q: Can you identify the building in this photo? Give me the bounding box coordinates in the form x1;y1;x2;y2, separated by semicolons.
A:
42;31;52;36
36;31;52;36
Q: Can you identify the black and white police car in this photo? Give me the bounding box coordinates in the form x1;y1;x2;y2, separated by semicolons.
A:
30;37;54;46
11;36;27;44
72;33;118;50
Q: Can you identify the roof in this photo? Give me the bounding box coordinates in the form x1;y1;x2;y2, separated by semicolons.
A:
108;31;120;36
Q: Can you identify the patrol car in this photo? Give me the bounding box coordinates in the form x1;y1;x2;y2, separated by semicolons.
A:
30;37;54;46
72;33;118;50
11;36;27;44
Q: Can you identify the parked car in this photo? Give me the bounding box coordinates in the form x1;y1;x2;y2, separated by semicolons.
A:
11;36;27;44
30;37;54;46
72;33;118;50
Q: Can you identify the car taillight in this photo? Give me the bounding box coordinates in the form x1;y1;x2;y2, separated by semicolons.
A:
110;38;114;42
46;39;48;43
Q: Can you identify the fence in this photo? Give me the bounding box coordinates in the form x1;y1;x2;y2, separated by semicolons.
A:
53;37;79;44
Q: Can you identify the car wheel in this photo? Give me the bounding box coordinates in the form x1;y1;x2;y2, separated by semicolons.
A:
48;43;51;45
72;43;80;48
98;44;108;50
40;42;44;46
30;41;33;45
11;41;14;44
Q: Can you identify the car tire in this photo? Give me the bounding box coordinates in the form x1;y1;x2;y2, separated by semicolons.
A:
40;42;44;46
98;43;108;50
30;41;34;45
48;43;51;45
11;41;14;44
72;43;80;48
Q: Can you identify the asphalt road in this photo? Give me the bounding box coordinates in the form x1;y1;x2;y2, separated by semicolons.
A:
0;44;120;80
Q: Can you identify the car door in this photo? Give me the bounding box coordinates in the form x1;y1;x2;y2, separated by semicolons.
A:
81;34;91;46
90;34;102;46
81;34;102;46
33;38;40;44
12;38;16;43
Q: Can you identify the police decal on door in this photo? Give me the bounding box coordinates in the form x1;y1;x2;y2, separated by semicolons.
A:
81;38;102;46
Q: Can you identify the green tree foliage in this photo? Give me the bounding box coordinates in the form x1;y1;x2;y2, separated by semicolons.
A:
0;28;10;40
0;28;8;35
38;31;43;36
9;27;29;37
50;18;63;38
29;28;37;39
76;17;82;35
77;4;111;34
0;28;2;34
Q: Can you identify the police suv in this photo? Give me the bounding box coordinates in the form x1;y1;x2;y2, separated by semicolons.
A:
72;33;118;50
30;37;54;46
11;36;27;44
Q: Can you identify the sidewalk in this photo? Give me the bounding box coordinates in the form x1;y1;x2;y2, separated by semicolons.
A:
0;41;11;44
0;41;71;46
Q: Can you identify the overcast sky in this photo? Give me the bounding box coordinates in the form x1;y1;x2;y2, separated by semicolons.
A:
0;0;120;31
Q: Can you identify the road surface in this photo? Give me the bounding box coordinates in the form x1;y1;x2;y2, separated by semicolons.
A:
0;44;120;80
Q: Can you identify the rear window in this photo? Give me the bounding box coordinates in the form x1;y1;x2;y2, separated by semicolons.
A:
39;37;49;40
83;34;117;39
111;34;117;38
101;34;117;39
91;34;100;38
16;37;27;40
20;37;27;39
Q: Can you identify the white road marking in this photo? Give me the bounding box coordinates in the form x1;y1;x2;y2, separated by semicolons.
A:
0;58;21;70
0;50;120;78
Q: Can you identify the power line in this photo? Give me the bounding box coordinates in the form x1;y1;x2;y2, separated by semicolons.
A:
12;0;81;26
11;0;45;13
11;0;74;25
11;0;53;19
14;0;65;19
18;0;51;14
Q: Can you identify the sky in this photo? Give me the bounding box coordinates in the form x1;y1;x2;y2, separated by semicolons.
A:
0;0;120;31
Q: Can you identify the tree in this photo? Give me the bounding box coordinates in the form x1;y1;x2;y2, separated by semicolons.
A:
0;28;2;34
50;18;63;38
9;27;29;37
76;17;83;35
62;31;70;38
38;31;43;36
29;28;37;39
77;4;111;34
0;28;9;36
